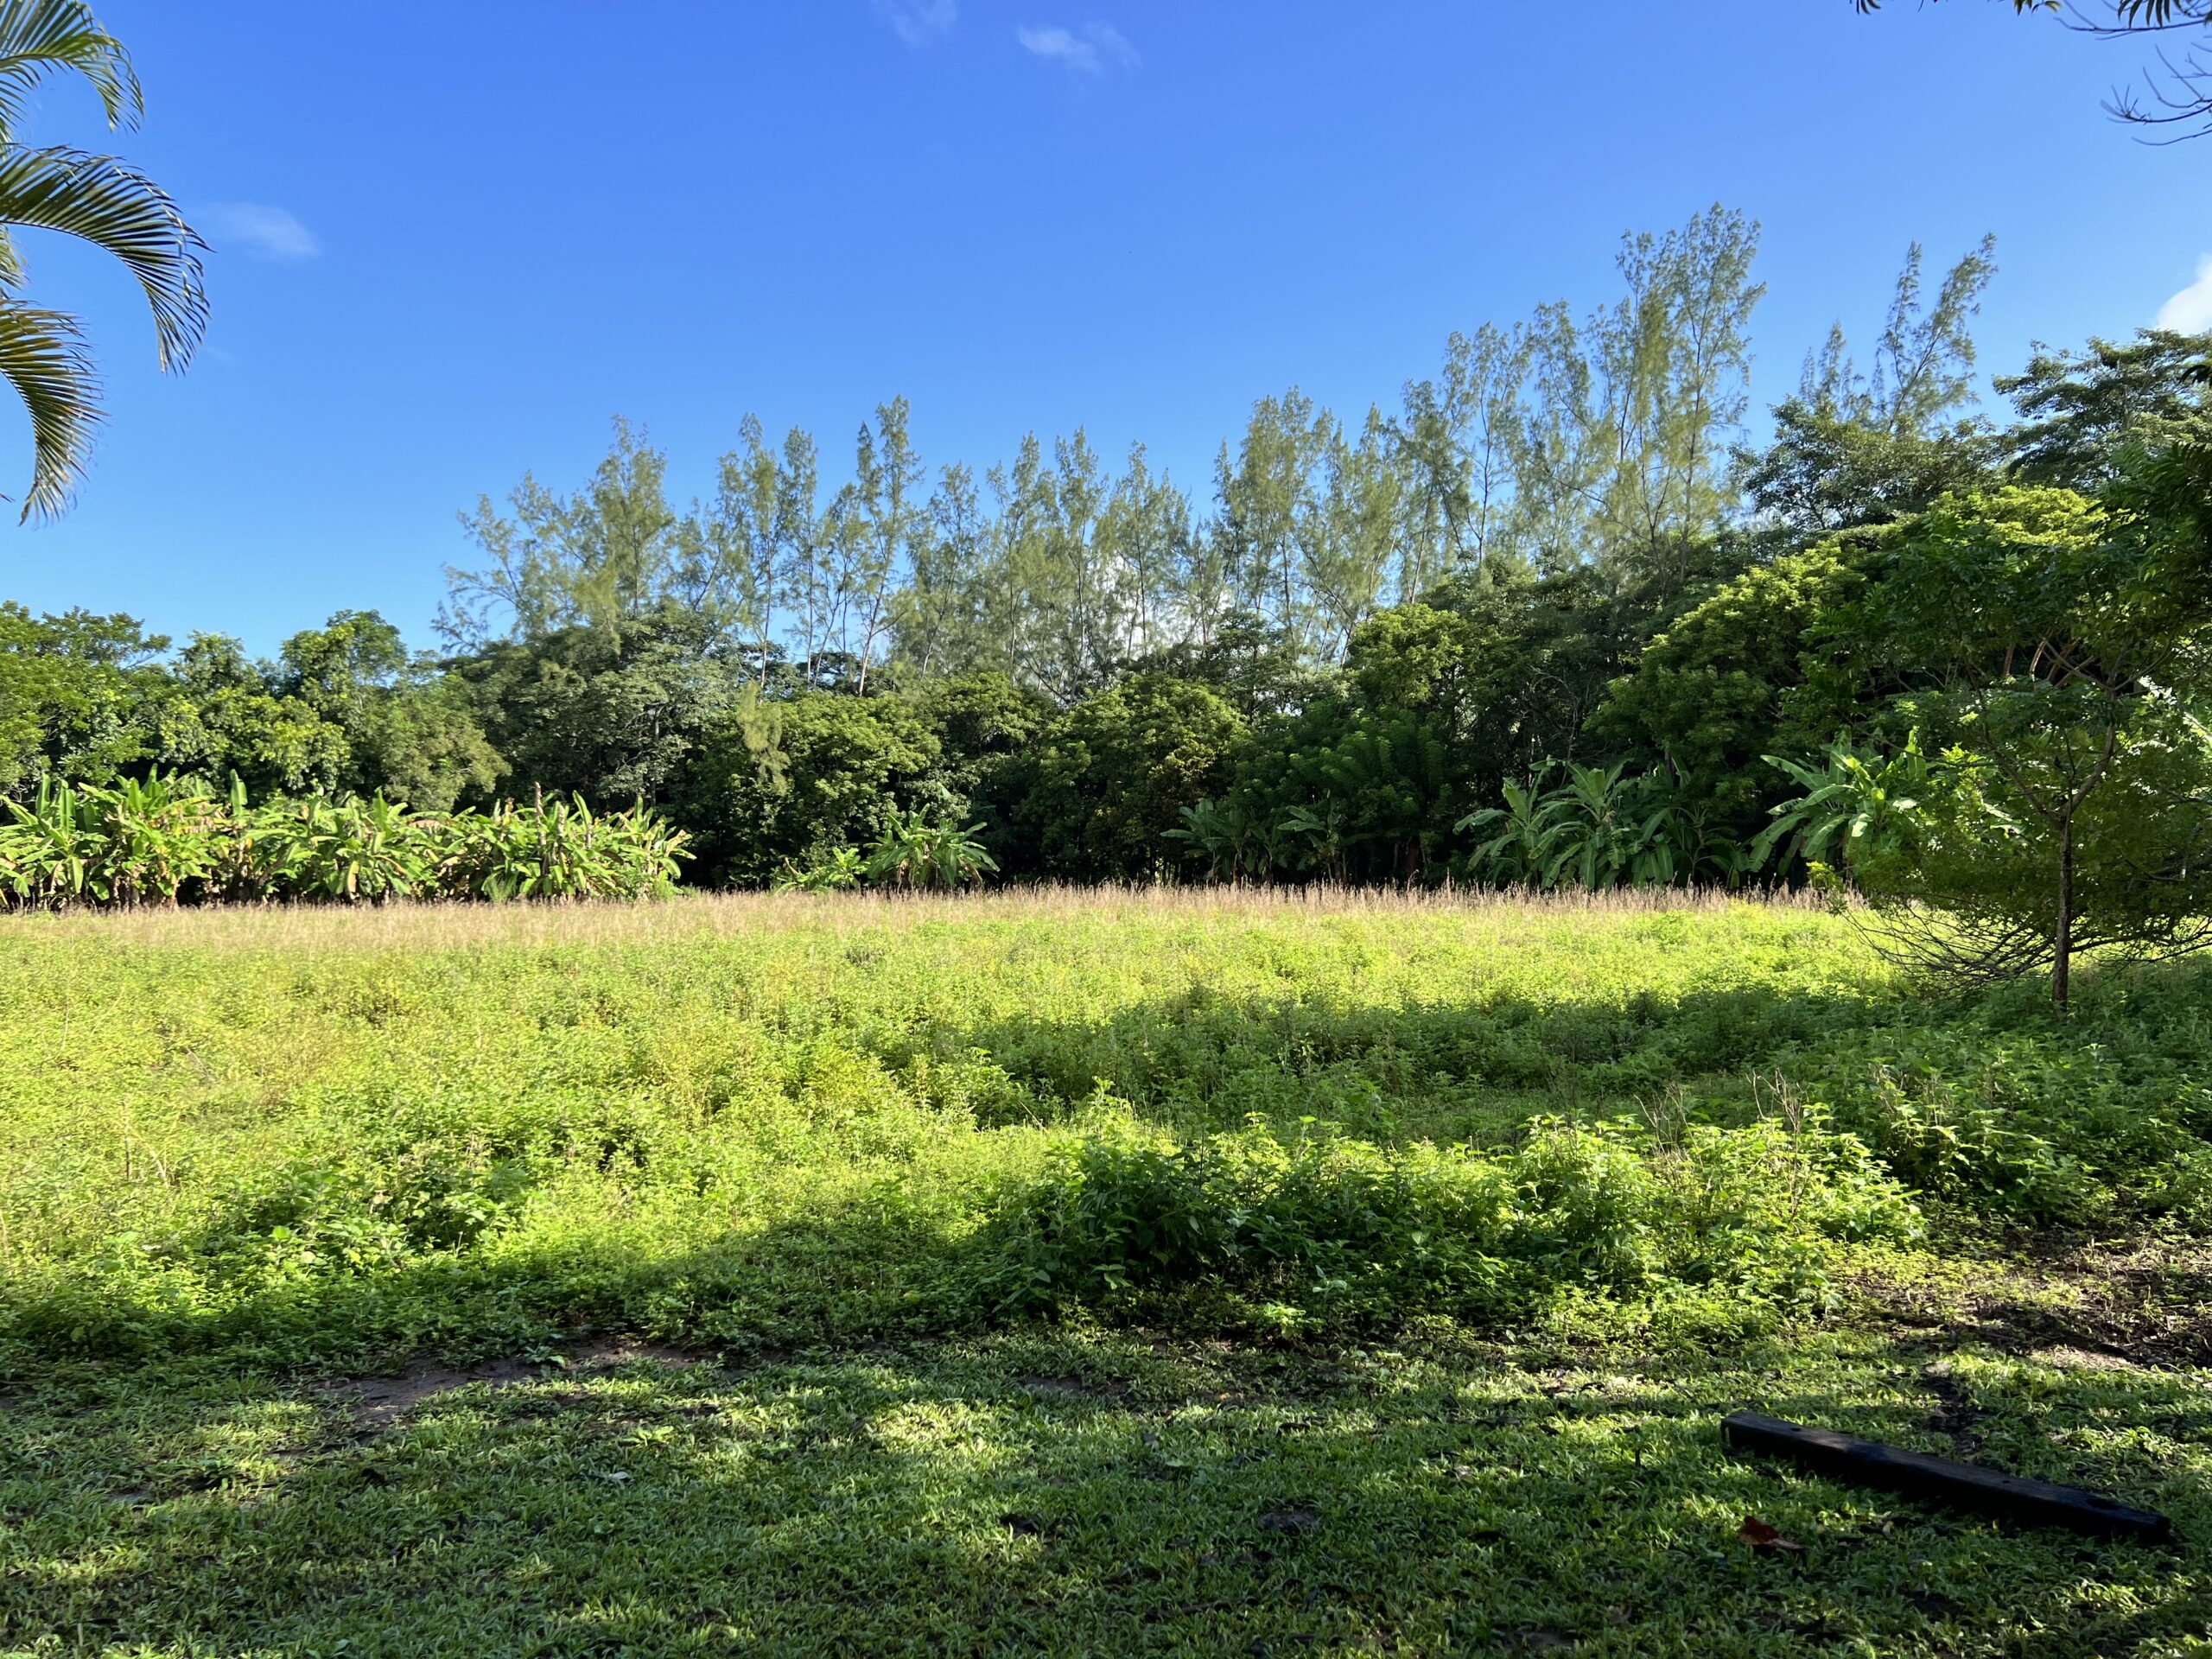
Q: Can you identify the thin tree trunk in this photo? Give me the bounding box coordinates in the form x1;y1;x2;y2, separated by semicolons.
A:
2052;819;2075;1012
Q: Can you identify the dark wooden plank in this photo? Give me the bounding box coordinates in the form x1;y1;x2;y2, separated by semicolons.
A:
1721;1411;2172;1542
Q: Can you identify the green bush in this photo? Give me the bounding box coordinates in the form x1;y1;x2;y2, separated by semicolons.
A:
0;774;690;908
1796;993;2212;1230
983;1116;1920;1332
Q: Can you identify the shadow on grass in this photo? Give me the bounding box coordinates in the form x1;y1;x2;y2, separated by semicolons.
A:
914;978;1910;1142
913;950;2212;1136
8;961;2208;1375
1;1326;2206;1657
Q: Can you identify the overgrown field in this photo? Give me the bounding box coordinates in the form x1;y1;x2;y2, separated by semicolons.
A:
1;892;2208;1655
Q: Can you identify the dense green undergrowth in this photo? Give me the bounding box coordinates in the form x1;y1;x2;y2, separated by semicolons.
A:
2;893;2207;1373
3;893;2209;1656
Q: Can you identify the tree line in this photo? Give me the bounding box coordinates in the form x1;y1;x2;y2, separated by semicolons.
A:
7;208;2212;998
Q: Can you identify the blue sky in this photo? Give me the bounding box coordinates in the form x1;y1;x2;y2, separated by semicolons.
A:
6;1;2209;654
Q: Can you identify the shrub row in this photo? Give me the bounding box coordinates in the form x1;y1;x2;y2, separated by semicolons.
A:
0;774;690;907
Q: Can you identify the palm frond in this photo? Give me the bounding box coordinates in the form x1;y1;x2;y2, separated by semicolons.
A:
0;296;98;518
0;1;140;137
0;144;205;368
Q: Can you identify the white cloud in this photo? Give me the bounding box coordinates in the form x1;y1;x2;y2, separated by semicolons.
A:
2158;255;2212;333
1018;22;1137;73
875;0;956;48
194;202;320;262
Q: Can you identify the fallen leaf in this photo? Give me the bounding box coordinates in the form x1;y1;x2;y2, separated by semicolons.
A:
1738;1515;1806;1554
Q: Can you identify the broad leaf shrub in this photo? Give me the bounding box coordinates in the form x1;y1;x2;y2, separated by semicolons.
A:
0;773;689;906
981;1115;1919;1337
1790;976;2212;1230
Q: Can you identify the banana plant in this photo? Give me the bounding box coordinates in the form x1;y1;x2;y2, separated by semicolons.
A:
1542;763;1660;890
0;777;692;909
1455;776;1557;886
0;776;95;903
1276;801;1351;882
1166;798;1258;881
0;772;221;906
1630;766;1751;888
1751;734;1929;874
772;847;867;893
1459;762;1757;891
260;793;426;902
431;791;690;902
865;810;998;891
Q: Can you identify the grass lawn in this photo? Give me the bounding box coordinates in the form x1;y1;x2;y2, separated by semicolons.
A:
0;891;2206;1656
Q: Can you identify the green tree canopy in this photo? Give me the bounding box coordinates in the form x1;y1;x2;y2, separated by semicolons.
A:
1017;675;1249;879
1808;469;2212;1005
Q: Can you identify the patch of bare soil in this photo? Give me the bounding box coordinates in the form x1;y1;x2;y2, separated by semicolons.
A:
1918;1360;1983;1458
564;1338;709;1371
1861;1237;2212;1368
327;1338;716;1428
327;1356;546;1428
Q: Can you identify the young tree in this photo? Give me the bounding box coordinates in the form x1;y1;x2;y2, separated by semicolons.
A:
457;609;747;807
1741;239;2002;539
1392;326;1535;592
1511;207;1764;588
683;414;786;684
772;425;829;679
1216;390;1336;658
677;690;944;885
276;611;503;810
156;634;349;799
988;431;1065;695
1093;443;1192;663
0;602;168;789
890;461;991;680
1016;674;1249;878
1999;328;2212;487
1047;428;1115;696
1309;409;1401;658
1594;536;1876;824
842;397;925;695
1810;471;2212;1007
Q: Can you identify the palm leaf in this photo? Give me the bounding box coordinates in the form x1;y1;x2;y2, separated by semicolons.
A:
0;144;205;368
0;1;141;138
0;297;96;518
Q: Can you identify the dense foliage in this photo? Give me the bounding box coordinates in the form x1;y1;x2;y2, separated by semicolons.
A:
4;219;2209;1003
0;773;687;906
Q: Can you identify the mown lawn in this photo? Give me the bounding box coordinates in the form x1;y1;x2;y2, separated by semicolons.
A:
0;891;2206;1656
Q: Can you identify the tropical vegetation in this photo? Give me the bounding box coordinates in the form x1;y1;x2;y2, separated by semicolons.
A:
0;772;688;906
1;893;2208;1654
7;223;2208;1011
0;0;203;518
